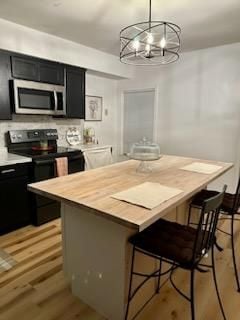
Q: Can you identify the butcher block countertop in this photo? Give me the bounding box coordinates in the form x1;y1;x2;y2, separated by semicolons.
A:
28;155;233;231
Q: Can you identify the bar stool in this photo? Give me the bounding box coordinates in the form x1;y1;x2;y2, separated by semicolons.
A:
187;177;240;292
125;185;227;320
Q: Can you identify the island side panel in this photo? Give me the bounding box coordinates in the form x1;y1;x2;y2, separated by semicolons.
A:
62;203;133;320
61;199;193;320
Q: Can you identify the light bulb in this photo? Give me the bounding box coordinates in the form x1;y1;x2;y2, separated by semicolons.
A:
147;33;154;44
132;39;140;51
160;37;166;48
145;44;151;53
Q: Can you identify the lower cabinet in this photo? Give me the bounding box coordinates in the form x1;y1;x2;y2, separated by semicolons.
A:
0;163;31;235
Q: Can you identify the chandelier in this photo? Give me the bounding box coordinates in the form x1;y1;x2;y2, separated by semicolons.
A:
120;0;181;66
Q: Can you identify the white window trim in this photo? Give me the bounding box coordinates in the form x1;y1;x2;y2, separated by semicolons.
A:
120;87;159;155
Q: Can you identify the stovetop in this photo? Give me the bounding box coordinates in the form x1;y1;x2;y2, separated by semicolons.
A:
10;146;81;160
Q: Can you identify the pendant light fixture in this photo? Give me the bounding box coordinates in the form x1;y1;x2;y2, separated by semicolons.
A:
120;0;181;65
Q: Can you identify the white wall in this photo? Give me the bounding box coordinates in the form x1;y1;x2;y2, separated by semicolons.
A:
0;18;133;79
85;74;118;159
118;43;240;192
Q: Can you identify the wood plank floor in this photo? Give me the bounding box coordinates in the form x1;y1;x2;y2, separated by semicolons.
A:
0;218;239;320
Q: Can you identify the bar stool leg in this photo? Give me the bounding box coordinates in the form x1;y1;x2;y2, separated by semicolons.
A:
190;269;195;320
187;204;193;226
230;214;240;292
125;246;136;320
156;258;162;294
211;246;227;320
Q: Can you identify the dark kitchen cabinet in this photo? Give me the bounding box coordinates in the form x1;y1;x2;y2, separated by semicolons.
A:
0;51;12;120
11;55;64;85
39;61;64;85
11;56;39;81
66;66;85;119
0;163;31;235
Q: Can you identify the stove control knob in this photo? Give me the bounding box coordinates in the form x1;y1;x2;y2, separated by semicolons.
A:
17;134;22;139
12;134;17;140
46;132;51;136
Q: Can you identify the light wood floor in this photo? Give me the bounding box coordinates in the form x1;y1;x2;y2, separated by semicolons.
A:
0;218;239;320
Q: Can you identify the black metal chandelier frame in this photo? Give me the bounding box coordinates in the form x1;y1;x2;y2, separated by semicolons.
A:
120;0;181;66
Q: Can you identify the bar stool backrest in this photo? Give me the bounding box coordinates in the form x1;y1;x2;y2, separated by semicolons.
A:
232;175;240;214
191;185;227;265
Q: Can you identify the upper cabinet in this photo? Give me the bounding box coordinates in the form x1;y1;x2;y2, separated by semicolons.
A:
11;56;39;81
11;56;64;85
66;66;85;119
0;51;12;120
39;61;64;85
0;49;85;120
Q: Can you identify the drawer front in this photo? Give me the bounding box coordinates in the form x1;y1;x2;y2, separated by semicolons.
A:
0;163;30;180
33;202;60;226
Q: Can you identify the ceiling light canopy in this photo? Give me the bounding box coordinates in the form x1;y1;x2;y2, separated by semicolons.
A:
120;0;181;66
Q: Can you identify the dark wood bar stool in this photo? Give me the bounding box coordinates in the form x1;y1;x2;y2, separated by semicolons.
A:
125;185;227;320
187;177;240;292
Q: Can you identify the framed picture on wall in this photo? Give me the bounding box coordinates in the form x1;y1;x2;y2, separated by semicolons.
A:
85;95;103;121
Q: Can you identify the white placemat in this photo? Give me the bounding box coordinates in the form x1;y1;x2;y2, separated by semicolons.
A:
111;182;183;210
180;162;222;174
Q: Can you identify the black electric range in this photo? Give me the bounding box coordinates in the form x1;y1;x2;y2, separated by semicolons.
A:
7;129;85;225
11;146;80;159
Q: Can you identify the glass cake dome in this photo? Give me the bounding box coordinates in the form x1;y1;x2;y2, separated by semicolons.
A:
129;138;161;172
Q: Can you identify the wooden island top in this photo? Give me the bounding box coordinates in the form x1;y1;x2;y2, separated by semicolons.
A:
28;155;233;231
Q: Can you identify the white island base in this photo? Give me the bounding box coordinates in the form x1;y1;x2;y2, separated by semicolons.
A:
61;202;188;320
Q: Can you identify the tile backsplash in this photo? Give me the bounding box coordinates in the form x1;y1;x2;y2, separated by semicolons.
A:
0;114;84;147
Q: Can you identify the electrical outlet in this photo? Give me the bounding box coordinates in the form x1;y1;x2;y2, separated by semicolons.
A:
104;109;108;116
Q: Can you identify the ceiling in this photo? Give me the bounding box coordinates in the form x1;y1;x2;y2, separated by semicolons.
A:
0;0;239;56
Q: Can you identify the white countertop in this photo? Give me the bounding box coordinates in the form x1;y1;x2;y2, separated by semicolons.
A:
59;143;112;152
0;148;32;167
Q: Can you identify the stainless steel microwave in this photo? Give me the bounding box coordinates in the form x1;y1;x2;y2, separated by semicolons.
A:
13;79;66;116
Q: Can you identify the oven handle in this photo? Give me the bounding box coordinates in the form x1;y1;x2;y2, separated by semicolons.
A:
54;91;58;111
35;154;83;166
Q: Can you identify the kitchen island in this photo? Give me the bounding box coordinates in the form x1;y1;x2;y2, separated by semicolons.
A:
28;155;233;320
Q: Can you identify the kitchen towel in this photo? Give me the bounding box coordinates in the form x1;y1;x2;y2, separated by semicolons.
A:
111;182;183;210
180;162;222;174
83;147;113;170
55;157;68;177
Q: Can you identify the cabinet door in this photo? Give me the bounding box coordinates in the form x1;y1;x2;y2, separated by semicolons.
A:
39;62;64;85
0;51;12;120
66;66;85;119
0;174;30;235
11;56;39;81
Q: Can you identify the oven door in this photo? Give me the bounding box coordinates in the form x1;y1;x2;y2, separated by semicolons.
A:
13;79;66;116
32;154;84;225
32;158;60;225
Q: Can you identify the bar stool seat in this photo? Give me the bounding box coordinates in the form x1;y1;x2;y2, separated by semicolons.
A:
129;219;210;268
191;190;235;213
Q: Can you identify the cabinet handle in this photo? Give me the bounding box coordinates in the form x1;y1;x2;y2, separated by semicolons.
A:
1;169;16;174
